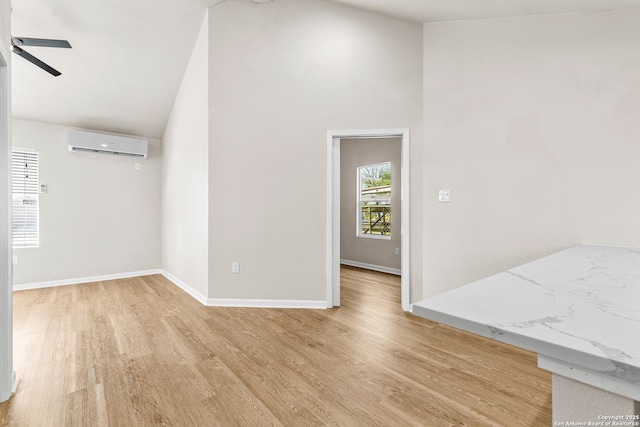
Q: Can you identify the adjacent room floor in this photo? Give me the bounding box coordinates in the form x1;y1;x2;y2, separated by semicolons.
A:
1;266;551;426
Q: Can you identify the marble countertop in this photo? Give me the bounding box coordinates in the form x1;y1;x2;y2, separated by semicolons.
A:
412;245;640;390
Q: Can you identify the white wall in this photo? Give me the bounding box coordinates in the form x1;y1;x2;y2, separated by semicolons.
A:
0;0;13;402
0;0;9;55
12;119;161;285
161;12;209;298
208;0;423;302
340;137;401;271
423;10;640;298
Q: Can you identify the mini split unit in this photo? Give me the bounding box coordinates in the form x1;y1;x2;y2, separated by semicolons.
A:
68;130;148;159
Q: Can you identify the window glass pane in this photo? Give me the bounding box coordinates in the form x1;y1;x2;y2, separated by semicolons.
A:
360;200;391;236
358;162;391;238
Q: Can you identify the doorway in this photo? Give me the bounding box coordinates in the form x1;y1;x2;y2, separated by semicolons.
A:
340;138;400;273
326;129;410;311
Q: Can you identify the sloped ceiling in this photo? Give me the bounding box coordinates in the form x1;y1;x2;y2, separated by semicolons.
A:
332;0;640;23
11;0;220;139
11;0;640;139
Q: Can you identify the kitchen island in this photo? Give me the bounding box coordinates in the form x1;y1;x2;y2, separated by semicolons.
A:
413;245;640;423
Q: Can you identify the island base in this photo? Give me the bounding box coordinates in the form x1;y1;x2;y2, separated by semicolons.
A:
538;355;640;424
551;374;639;424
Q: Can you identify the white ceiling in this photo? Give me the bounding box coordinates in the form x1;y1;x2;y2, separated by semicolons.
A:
11;0;220;139
11;0;640;139
333;0;640;23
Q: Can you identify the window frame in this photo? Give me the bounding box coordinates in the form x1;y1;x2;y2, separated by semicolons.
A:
356;161;391;240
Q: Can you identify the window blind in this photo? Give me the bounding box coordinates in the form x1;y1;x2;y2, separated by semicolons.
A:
12;148;39;248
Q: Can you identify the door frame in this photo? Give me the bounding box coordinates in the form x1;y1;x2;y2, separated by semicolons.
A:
0;40;16;402
326;128;410;311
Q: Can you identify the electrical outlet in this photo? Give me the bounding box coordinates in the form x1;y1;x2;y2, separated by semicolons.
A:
12;256;18;265
394;248;400;255
232;262;240;274
135;163;141;170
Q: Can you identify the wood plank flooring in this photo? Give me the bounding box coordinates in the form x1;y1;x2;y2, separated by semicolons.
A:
1;266;551;426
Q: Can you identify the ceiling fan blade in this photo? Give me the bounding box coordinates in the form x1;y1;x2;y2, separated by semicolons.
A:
12;46;62;77
11;37;71;49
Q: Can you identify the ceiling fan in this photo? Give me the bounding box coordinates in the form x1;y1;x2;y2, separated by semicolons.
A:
11;37;72;77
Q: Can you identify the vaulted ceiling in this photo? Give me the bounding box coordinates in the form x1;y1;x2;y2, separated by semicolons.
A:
333;0;640;23
11;0;221;138
11;0;640;139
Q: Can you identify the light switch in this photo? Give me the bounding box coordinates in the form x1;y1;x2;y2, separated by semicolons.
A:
438;190;451;203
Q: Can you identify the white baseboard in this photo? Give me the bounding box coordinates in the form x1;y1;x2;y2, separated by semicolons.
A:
160;270;208;306
340;259;401;276
12;269;163;291
13;268;328;310
160;271;327;309
205;298;328;309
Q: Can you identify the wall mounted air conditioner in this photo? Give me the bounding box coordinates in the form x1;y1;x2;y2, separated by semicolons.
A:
68;130;148;159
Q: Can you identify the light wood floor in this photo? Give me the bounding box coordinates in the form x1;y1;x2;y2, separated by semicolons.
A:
1;266;551;426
